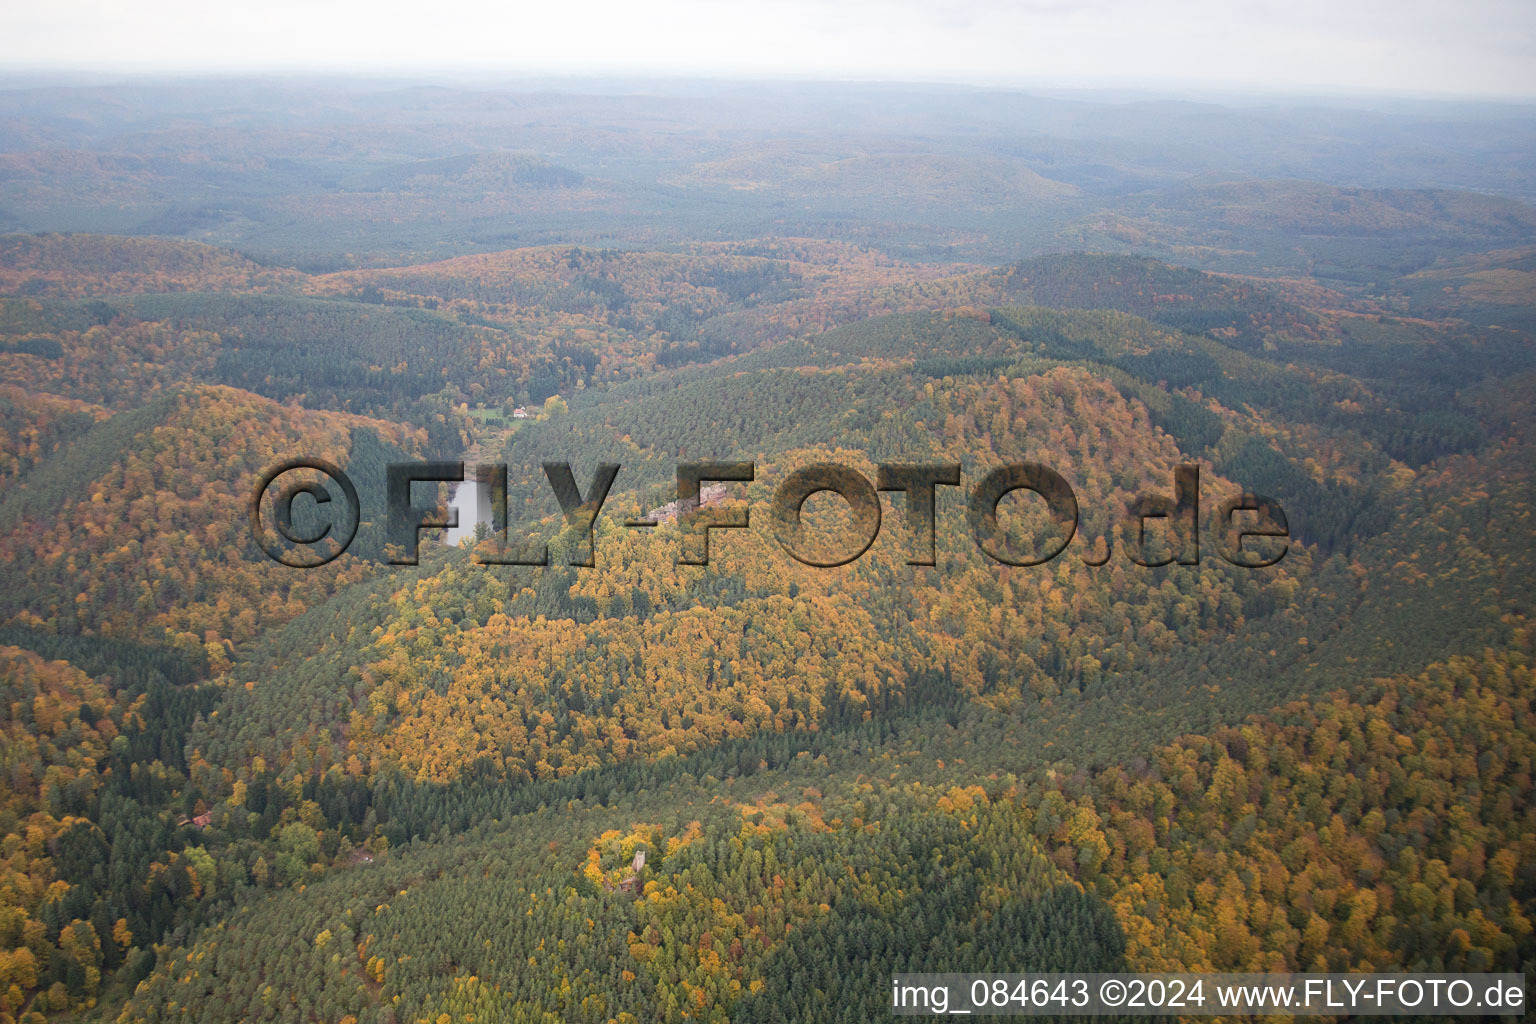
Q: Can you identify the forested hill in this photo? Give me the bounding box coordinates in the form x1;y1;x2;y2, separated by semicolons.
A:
979;253;1323;347
0;222;1532;1022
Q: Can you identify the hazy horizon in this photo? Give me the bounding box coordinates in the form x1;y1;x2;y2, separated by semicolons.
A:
2;69;1535;110
2;0;1533;101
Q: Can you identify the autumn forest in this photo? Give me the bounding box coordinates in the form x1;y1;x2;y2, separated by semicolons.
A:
0;77;1532;1023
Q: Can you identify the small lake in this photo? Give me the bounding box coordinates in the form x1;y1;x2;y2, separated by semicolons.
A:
442;478;493;545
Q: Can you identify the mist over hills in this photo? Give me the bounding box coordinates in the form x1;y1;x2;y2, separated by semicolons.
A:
1;77;1534;269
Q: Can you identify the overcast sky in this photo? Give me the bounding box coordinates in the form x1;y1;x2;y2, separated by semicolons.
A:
2;0;1533;99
